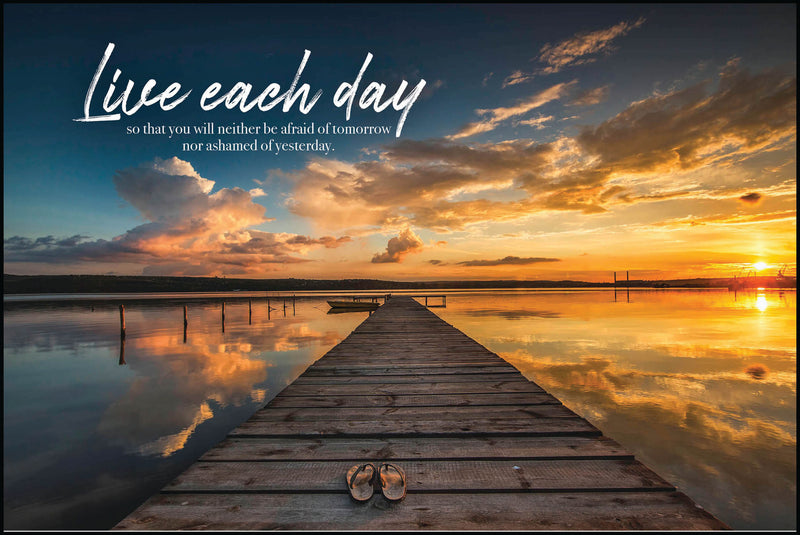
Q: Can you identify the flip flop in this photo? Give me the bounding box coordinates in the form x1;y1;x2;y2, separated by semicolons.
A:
379;463;406;501
346;463;376;501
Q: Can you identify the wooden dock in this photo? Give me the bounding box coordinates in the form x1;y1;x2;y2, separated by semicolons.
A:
115;296;727;530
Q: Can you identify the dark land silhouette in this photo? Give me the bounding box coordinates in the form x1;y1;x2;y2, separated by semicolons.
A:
3;273;794;294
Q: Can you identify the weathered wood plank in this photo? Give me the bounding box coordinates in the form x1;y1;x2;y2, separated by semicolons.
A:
303;365;520;376
114;492;729;531
267;392;562;408
229;417;598;437
200;436;633;461
275;381;545;397
162;459;675;493
291;373;528;384
249;404;576;422
312;359;508;367
318;352;502;360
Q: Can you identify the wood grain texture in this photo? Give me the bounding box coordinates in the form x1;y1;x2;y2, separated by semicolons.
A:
162;459;676;493
115;492;729;530
199;436;633;461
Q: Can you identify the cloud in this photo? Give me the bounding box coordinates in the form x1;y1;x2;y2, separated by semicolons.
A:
503;18;645;86
739;192;763;205
568;85;610;107
516;115;554;129
576;65;796;175
5;157;351;275
4;234;90;251
371;228;424;263
282;65;795;236
457;255;561;267
448;80;576;139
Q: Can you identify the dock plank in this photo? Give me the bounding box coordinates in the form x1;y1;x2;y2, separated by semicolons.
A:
266;392;562;408
249;404;576;421
274;381;545;396
291;372;529;384
303;365;520;376
162;459;675;493
114;492;728;531
230;416;598;437
199;436;633;461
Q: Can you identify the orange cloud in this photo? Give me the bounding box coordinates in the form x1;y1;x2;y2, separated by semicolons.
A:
457;256;561;267
448;81;576;139
371;228;424;263
4;157;351;275
503;18;645;86
284;64;795;238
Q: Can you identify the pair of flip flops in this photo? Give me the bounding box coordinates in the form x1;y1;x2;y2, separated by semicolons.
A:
346;463;406;501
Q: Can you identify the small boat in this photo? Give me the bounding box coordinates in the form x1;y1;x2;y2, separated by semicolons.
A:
327;300;380;310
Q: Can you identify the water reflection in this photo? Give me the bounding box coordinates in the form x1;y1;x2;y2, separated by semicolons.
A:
3;291;795;530
437;289;796;530
757;293;769;312
3;298;367;529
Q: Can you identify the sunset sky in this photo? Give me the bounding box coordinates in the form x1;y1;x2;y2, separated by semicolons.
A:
3;4;796;281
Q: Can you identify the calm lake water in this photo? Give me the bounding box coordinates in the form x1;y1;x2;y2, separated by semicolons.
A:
3;289;796;530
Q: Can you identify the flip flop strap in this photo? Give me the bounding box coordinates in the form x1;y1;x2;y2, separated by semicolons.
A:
380;463;405;486
349;463;375;488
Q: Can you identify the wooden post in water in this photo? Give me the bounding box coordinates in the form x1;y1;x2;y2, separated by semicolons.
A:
221;302;226;332
119;305;126;339
292;295;296;316
119;337;126;365
283;298;287;316
183;306;188;343
249;300;252;324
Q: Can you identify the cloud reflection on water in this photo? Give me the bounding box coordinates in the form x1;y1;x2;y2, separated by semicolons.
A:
438;289;796;530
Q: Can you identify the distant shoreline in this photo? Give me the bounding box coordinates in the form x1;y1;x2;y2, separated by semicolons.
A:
3;273;794;294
